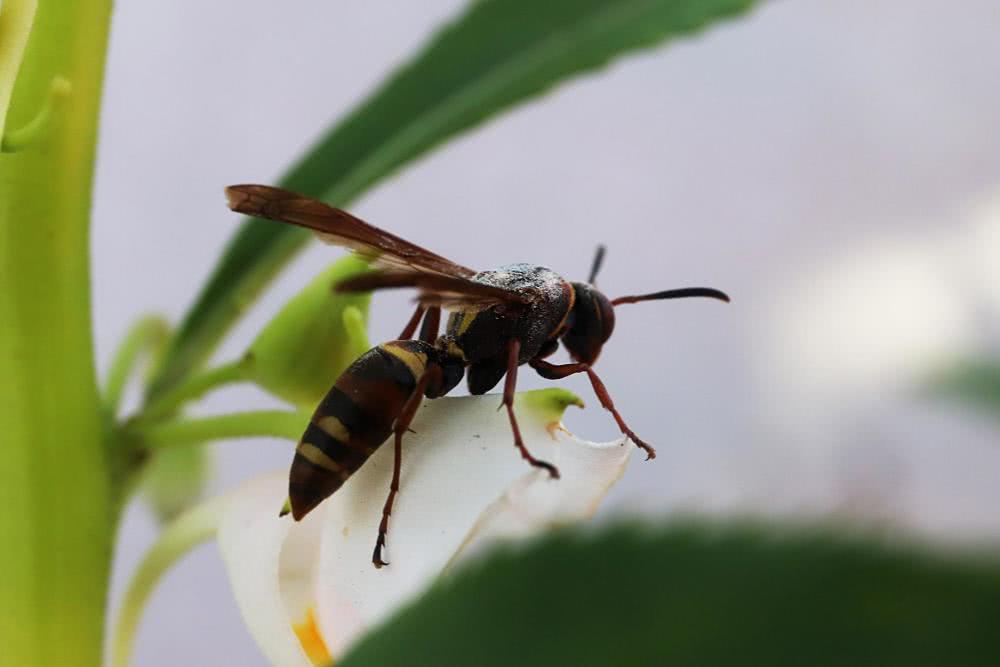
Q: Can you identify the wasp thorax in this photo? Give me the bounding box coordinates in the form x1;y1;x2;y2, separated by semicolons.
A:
562;283;616;365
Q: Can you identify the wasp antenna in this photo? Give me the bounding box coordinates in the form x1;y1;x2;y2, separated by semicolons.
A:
588;244;607;284
611;287;730;306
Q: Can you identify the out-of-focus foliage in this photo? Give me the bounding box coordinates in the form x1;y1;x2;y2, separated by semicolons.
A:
932;359;1000;420
149;0;759;397
341;522;1000;667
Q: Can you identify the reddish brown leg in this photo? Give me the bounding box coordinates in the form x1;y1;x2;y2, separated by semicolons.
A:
529;358;587;380
399;305;425;339
585;367;656;459
373;365;440;568
419;305;441;344
529;358;656;460
503;340;559;478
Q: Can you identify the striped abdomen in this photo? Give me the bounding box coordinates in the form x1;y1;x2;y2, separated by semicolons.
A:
288;340;434;520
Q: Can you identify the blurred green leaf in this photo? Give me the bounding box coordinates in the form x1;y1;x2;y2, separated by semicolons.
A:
149;0;759;396
341;522;1000;667
930;360;1000;418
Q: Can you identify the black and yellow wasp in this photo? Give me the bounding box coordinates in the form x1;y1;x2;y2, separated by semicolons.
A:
226;184;728;567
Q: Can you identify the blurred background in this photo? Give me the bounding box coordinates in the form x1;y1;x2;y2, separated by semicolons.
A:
92;0;1000;663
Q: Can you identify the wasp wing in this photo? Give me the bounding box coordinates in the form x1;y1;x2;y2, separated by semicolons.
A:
225;184;477;278
336;271;534;312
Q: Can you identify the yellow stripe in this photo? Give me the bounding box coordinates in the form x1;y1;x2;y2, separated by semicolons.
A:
456;311;476;336
296;442;348;476
553;281;576;335
383;343;427;378
446;339;467;361
316;415;350;442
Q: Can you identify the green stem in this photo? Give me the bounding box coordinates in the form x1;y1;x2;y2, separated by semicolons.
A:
138;358;251;423
0;1;114;666
103;315;171;416
134;410;311;449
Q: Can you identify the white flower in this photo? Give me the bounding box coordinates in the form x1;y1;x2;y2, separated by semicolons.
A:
216;389;633;665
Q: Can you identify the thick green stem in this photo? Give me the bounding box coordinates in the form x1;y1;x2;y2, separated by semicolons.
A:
0;2;113;666
134;410;312;449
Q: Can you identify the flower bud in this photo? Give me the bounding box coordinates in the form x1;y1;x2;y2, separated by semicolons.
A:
142;444;212;523
246;256;371;407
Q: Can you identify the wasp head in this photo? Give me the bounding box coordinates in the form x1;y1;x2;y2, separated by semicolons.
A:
561;282;616;365
560;246;730;366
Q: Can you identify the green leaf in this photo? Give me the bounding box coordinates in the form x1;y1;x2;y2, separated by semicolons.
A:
149;0;760;396
340;522;1000;667
930;359;1000;418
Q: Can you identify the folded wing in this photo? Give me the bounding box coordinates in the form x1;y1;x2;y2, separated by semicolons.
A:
225;184;534;312
225;184;477;278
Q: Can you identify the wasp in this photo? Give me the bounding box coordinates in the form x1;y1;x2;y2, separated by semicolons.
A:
226;184;729;567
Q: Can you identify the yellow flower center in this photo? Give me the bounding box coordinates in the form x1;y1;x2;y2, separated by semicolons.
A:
293;607;333;666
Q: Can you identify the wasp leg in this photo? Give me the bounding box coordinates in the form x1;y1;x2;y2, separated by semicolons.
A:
373;365;441;568
399;305;425;339
419;305;441;344
535;339;559;360
528;357;587;380
529;358;656;460
503;339;559;478
399;305;440;343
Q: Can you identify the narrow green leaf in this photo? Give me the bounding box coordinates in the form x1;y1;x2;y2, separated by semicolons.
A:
341;522;1000;667
150;0;759;395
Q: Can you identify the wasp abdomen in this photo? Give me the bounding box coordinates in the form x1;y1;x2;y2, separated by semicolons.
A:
288;340;433;520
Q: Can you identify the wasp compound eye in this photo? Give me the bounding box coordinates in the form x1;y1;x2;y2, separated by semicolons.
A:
562;283;615;365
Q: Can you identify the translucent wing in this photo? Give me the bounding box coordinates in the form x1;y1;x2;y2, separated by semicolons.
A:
335;271;534;312
225;184;477;278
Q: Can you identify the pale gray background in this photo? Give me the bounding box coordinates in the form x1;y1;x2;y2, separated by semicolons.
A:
92;1;1000;664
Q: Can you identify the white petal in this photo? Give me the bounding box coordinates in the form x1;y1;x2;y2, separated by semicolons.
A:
314;389;632;656
216;472;327;667
451;431;632;564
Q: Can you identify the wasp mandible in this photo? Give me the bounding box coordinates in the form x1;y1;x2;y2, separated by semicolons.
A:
226;184;729;567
